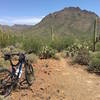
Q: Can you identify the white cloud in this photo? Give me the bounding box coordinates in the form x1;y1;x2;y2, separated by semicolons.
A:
0;16;43;26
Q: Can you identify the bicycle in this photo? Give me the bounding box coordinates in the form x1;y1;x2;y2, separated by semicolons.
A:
0;52;35;97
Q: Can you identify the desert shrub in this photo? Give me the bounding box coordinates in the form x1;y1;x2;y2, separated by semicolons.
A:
73;49;90;65
1;46;14;54
22;38;43;54
0;31;19;48
66;43;81;58
1;46;24;54
53;51;70;60
26;53;38;63
39;45;56;59
90;51;100;59
53;53;61;60
96;43;100;51
0;58;10;68
15;42;23;49
66;41;90;58
88;58;100;72
50;37;74;52
0;58;5;67
88;52;100;72
60;50;68;58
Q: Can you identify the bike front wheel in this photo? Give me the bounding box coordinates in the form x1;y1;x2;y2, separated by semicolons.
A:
25;64;35;86
0;68;12;97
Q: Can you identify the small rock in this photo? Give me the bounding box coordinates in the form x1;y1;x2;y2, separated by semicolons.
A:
44;71;47;74
48;73;50;75
57;89;60;93
40;87;44;91
45;64;48;68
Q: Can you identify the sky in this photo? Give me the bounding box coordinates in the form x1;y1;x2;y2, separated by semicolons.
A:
0;0;100;25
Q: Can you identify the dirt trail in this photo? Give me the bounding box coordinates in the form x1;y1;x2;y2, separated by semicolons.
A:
5;58;100;100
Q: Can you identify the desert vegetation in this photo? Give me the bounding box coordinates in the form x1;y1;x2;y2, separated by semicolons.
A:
0;26;100;74
0;19;100;73
1;7;100;100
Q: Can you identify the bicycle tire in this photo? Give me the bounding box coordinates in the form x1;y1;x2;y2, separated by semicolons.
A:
25;64;35;86
0;68;13;97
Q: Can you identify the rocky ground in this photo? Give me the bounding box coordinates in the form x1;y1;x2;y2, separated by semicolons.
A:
1;58;100;100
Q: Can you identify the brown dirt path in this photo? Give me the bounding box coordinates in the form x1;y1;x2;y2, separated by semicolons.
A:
4;58;100;100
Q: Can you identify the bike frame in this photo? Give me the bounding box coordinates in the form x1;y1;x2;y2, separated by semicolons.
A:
10;59;24;79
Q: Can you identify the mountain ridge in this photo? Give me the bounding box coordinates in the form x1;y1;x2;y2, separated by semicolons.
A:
22;7;100;39
0;7;100;38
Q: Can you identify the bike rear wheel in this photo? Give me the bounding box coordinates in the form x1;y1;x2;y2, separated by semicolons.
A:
25;64;35;86
0;68;12;97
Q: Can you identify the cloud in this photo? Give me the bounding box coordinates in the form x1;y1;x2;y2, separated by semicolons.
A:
0;16;43;26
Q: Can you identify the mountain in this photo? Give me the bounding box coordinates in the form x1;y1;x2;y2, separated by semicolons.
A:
0;24;33;33
25;7;100;39
11;24;33;32
0;7;100;39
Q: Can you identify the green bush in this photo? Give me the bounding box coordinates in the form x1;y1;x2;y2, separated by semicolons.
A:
0;58;10;68
88;58;100;72
90;51;100;59
1;46;24;54
73;49;90;65
22;38;43;54
88;51;100;72
15;42;23;49
39;45;56;59
96;43;100;51
66;41;90;58
0;31;19;48
50;37;74;52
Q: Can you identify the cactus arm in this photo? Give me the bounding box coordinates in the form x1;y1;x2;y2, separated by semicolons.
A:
51;26;54;41
93;17;97;52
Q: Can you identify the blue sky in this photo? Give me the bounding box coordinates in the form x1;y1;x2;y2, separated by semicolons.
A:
0;0;100;25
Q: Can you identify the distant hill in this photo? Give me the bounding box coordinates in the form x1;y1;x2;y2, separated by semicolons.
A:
11;24;33;32
0;7;100;39
24;7;100;39
0;24;33;33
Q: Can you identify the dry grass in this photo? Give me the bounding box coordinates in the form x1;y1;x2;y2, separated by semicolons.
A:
26;53;38;64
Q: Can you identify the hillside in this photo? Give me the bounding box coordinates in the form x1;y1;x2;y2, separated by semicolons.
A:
0;7;100;35
24;7;100;39
0;7;100;39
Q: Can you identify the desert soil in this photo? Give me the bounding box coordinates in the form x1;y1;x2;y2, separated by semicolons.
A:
2;58;100;100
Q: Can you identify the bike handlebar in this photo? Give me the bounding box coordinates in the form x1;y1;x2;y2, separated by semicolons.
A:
5;49;33;56
3;50;33;61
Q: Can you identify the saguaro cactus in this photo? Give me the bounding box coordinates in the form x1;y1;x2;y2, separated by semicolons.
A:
93;17;97;52
51;26;54;41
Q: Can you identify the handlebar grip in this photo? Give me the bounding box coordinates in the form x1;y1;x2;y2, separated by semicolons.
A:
4;53;11;60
